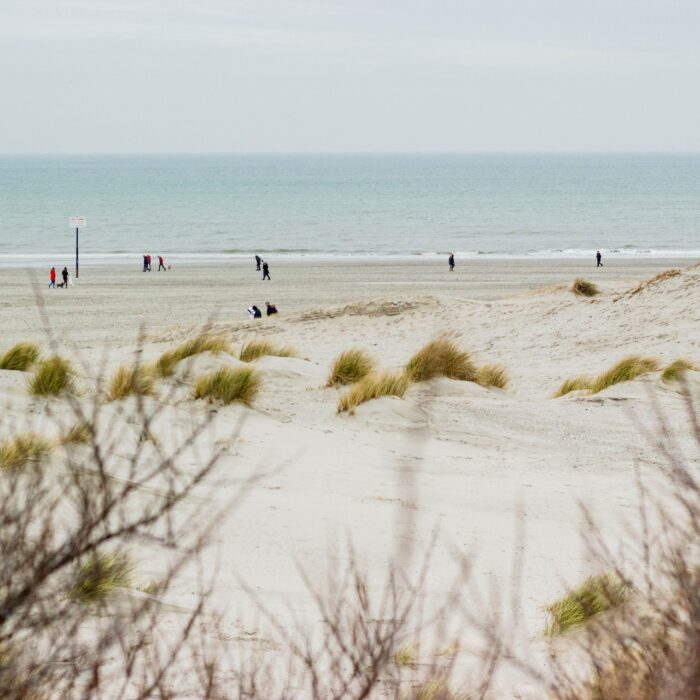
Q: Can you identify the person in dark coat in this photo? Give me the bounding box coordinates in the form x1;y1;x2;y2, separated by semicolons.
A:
266;302;278;316
255;255;262;271
596;250;603;267
262;261;270;280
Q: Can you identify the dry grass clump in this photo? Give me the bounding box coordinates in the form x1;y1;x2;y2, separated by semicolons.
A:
555;356;661;397
337;371;409;414
0;433;53;471
546;573;629;636
60;421;92;445
571;277;600;297
326;348;376;386
239;339;297;362
0;342;40;371
662;358;696;382
107;365;155;401
554;375;593;398
73;552;132;603
156;335;231;377
193;367;260;406
28;356;74;396
589;355;660;394
405;337;476;383
475;363;509;389
394;643;418;669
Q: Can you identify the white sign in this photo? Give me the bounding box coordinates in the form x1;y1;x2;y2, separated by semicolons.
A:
69;216;86;228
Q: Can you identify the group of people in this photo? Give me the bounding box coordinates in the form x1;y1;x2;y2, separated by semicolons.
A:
142;254;168;272
248;255;277;318
48;266;70;289
254;255;271;280
248;302;278;319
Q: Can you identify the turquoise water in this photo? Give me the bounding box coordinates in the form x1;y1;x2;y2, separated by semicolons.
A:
0;154;698;265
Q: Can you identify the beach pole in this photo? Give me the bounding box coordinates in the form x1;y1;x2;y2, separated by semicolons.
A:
69;216;86;279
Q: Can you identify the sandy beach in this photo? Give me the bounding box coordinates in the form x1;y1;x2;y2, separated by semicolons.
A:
2;256;699;695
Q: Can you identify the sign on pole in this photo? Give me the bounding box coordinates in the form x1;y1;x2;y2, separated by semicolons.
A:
69;216;86;279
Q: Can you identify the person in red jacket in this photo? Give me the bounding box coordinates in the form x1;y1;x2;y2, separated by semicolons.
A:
49;267;56;288
158;255;166;271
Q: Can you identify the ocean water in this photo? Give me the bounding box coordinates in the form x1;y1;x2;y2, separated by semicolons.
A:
0;153;698;266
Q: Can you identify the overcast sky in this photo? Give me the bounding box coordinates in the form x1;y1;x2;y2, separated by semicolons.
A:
1;0;699;153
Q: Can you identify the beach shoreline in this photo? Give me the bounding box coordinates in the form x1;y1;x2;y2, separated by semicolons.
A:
2;256;695;348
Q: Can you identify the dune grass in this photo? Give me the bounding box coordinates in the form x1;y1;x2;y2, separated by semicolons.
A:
193;367;260;406
60;421;92;445
546;573;629;636
662;359;696;382
475;363;509;390
571;278;600;297
156;335;231;377
327;348;376;387
107;365;155;401
588;355;660;394
337;371;409;414
28;356;74;396
0;342;40;371
239;339;297;362
394;643;417;669
73;552;132;603
554;375;593;398
0;433;54;471
555;356;661;397
405;337;476;383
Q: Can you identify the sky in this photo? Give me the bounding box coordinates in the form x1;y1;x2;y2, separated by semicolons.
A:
1;0;699;153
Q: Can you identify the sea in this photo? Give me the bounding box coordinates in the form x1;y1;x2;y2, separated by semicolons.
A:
0;153;698;266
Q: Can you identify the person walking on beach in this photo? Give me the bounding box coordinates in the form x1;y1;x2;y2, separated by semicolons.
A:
49;267;56;288
61;266;69;288
262;261;270;280
596;250;603;267
448;253;455;271
147;254;152;271
255;255;262;271
158;255;166;271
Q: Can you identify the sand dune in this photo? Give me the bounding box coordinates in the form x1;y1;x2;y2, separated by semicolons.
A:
1;258;699;695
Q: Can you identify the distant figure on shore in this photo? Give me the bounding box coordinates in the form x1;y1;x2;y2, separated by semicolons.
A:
248;305;262;319
142;254;148;272
158;255;166;271
266;302;278;316
255;255;262;271
448;253;455;271
596;250;603;267
262;261;270;280
146;254;152;271
60;267;69;289
49;267;56;288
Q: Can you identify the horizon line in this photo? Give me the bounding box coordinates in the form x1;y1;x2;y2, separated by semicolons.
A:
1;149;699;157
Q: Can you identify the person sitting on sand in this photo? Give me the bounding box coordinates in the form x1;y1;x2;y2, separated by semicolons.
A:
596;250;603;267
158;255;166;271
255;254;262;271
248;305;262;319
262;261;270;280
448;253;455;271
49;267;56;288
266;302;278;316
